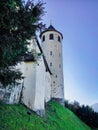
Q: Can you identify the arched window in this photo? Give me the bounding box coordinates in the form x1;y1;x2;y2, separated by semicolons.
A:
50;62;52;67
59;64;61;68
49;34;54;40
42;35;45;41
58;36;60;42
59;53;61;57
50;51;52;55
53;81;55;84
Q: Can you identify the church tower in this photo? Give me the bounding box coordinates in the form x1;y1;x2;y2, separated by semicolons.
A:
40;24;64;104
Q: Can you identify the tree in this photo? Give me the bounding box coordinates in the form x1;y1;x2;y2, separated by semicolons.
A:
0;0;45;87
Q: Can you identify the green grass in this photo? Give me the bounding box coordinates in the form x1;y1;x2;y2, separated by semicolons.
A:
0;101;91;130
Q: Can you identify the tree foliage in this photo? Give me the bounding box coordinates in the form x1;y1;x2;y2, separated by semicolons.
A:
0;0;45;86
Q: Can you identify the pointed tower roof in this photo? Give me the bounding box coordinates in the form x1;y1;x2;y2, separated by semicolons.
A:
40;24;63;39
47;25;56;31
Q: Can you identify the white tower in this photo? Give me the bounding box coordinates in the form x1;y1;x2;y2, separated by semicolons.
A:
40;24;64;104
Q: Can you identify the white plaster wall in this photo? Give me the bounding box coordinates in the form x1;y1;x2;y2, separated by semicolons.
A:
41;31;64;100
22;61;36;110
0;62;24;104
22;56;51;116
0;82;22;104
33;56;46;115
45;72;51;102
9;82;23;104
22;38;48;116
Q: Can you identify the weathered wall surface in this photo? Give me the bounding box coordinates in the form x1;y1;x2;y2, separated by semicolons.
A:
22;55;51;116
33;56;46;116
22;61;36;110
0;83;22;104
0;62;24;104
22;38;52;116
45;71;51;102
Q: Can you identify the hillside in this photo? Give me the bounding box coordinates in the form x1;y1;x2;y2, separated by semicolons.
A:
0;101;91;130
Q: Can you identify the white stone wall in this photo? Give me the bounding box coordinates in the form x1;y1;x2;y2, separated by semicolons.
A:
33;56;46;116
0;82;22;104
22;38;52;116
22;38;42;110
45;71;51;102
41;31;64;100
22;61;36;110
9;83;23;104
0;62;25;104
22;55;51;116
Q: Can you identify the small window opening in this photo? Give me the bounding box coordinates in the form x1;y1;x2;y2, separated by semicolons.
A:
42;35;45;41
50;62;52;66
59;64;61;68
49;34;54;40
58;36;60;42
53;81;55;84
50;51;52;55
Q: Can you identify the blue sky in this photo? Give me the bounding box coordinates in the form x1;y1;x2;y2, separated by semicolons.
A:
41;0;98;105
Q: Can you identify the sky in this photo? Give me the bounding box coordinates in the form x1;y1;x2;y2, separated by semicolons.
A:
40;0;98;106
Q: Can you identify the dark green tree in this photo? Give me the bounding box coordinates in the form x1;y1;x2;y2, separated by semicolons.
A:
0;0;45;87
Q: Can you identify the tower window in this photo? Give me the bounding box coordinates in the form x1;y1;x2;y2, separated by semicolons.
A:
42;35;45;41
50;51;52;55
50;62;52;67
59;64;61;68
58;36;60;42
53;81;55;84
49;34;54;40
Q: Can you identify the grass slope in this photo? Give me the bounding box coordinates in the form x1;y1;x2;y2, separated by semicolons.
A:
0;101;91;130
